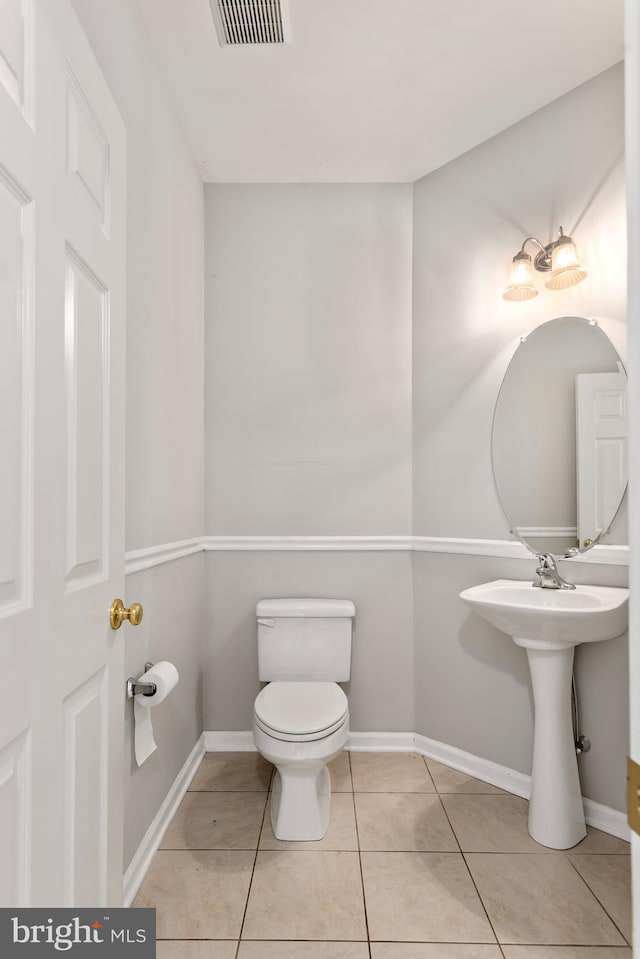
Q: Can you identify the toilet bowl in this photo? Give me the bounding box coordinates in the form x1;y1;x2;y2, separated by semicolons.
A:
253;681;349;840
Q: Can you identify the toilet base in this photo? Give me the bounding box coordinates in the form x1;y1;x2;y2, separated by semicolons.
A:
253;716;349;842
270;763;331;841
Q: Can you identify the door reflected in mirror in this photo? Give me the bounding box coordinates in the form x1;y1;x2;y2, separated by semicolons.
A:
492;316;627;557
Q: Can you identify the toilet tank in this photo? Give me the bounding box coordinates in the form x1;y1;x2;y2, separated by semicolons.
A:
256;598;355;682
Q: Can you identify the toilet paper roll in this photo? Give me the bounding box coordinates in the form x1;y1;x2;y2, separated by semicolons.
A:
134;661;179;767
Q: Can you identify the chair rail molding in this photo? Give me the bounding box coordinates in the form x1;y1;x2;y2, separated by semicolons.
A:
124;536;629;571
411;536;628;565
517;527;577;539
202;535;413;551
125;538;202;575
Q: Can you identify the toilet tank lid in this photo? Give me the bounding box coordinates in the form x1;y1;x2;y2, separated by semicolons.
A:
256;598;355;618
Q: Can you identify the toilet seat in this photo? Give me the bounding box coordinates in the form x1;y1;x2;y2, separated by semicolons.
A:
254;681;348;742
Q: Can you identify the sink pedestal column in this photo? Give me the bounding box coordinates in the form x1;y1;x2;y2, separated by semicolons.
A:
515;639;586;849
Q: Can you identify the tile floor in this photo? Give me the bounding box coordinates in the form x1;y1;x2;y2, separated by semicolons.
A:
134;751;633;958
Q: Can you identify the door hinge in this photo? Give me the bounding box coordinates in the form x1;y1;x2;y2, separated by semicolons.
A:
627;757;640;835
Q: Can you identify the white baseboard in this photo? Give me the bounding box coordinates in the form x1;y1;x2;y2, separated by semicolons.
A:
204;730;256;751
414;733;531;799
582;797;631;842
123;734;206;907
347;731;415;751
199;729;629;841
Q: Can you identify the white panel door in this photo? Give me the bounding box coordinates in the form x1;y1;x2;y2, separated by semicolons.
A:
575;371;627;548
0;0;126;906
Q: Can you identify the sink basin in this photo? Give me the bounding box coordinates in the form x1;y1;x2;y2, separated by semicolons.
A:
459;577;629;850
459;579;628;649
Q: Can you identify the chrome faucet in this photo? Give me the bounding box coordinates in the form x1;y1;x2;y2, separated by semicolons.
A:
533;553;576;590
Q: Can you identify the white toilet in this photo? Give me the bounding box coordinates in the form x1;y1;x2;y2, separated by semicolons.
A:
252;597;355;841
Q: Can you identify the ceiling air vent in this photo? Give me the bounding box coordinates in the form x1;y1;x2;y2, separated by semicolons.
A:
210;0;288;46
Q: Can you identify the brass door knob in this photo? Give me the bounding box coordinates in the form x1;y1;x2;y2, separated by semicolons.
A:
582;538;594;548
110;598;144;630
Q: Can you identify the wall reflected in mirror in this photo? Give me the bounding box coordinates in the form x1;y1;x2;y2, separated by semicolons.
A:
492;316;627;557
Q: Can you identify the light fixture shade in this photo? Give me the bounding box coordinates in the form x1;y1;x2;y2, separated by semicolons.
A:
545;235;587;290
503;253;538;302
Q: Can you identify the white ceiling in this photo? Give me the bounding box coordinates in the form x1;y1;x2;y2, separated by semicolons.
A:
133;0;624;183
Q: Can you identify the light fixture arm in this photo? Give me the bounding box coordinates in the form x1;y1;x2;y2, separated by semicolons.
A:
518;227;567;273
519;236;547;256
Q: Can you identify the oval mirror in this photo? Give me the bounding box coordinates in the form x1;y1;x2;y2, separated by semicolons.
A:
492;316;627;557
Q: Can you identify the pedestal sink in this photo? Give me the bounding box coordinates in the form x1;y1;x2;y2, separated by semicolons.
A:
459;579;629;849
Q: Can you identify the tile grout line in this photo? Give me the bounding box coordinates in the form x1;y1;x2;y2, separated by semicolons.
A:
564;853;632;947
233;767;274;959
349;752;373;959
422;755;507;957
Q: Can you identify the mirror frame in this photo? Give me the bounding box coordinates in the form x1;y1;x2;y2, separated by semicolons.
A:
491;316;628;559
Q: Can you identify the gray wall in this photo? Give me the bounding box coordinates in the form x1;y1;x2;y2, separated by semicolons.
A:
70;0;205;869
204;184;413;536
412;64;628;811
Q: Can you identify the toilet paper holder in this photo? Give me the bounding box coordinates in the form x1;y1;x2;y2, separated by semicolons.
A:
127;662;157;699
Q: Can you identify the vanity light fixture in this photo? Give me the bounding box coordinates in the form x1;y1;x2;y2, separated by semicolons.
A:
502;227;587;302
